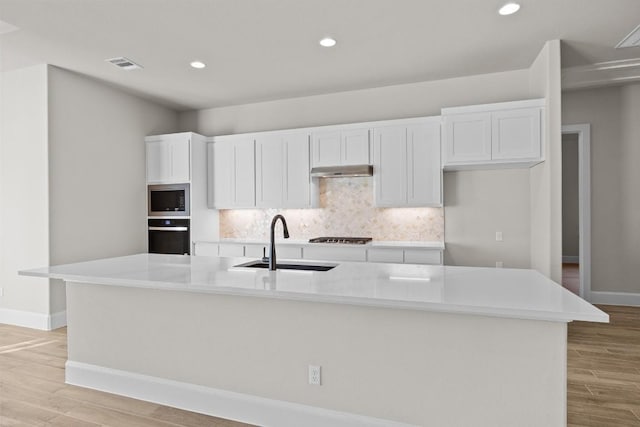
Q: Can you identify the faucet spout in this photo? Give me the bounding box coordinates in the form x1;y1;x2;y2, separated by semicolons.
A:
269;215;289;270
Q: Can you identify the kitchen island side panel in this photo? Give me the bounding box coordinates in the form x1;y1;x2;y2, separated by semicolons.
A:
66;281;566;426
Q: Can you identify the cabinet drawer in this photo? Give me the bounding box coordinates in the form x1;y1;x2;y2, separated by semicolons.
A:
368;248;404;263
403;250;442;265
304;246;366;262
278;246;303;260
193;242;219;257
244;244;267;258
218;243;244;257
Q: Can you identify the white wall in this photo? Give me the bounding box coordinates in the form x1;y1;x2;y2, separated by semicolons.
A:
0;65;51;316
0;65;180;327
443;170;531;268
563;83;640;293
529;40;563;283
180;69;532;136
47;66;179;312
180;69;536;268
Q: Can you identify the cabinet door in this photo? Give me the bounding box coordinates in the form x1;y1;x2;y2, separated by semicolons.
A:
233;139;256;207
146;135;191;183
373;126;407;207
341;129;370;165
443;113;491;164
284;133;310;208
146;140;170;183
213;141;233;208
311;131;342;167
491;108;541;160
170;138;191;182
407;122;442;206
256;135;284;207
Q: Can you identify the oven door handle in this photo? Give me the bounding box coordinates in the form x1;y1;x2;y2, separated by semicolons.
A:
148;226;189;232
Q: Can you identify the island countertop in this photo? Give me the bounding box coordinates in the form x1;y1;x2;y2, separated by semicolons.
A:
21;253;608;323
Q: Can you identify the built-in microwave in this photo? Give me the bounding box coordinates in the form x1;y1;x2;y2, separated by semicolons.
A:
148;183;190;217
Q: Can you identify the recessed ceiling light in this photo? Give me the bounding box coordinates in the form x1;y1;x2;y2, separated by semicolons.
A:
190;61;206;69
319;37;337;48
498;2;520;15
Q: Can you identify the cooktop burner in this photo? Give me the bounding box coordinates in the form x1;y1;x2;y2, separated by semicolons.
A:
308;237;373;245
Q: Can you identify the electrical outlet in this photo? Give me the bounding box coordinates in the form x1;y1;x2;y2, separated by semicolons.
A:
495;231;503;242
496;261;504;268
308;365;321;385
0;287;3;297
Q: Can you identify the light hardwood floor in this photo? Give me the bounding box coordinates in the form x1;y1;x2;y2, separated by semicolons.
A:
563;263;581;295
1;305;639;426
0;325;253;426
568;305;640;426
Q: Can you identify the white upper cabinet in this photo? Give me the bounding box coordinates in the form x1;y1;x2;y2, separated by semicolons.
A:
443;113;491;164
256;132;311;208
374;118;442;208
407;123;442;206
491;108;541;160
312;128;370;167
441;99;544;170
211;136;255;209
256;132;310;208
146;133;191;183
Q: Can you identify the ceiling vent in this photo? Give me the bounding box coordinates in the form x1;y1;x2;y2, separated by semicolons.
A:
616;24;640;48
106;57;143;70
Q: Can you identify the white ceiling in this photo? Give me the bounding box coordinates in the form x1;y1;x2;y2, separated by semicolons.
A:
1;0;639;111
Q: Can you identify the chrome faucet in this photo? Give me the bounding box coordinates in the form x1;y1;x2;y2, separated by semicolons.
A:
269;214;290;270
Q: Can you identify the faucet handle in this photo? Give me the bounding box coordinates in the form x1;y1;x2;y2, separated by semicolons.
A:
261;247;269;263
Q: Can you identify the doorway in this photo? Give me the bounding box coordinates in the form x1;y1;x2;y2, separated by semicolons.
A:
561;124;591;300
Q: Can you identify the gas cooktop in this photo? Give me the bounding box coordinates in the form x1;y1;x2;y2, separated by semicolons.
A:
308;237;373;245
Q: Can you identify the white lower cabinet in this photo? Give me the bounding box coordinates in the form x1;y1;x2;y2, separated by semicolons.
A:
403;249;442;265
193;242;219;257
367;248;404;263
244;244;303;260
218;243;244;257
194;241;443;265
303;246;367;262
244;244;267;259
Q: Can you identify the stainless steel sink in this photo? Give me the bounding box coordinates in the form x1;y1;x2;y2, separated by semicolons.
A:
234;260;337;272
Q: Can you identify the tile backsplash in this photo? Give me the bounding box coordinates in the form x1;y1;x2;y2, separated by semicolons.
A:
219;177;444;241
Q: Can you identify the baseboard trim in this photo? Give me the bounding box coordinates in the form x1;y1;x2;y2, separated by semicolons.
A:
562;256;579;264
49;310;67;330
0;308;67;330
590;291;640;307
65;361;413;427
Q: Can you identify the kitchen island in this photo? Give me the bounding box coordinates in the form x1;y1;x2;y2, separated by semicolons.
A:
21;254;607;427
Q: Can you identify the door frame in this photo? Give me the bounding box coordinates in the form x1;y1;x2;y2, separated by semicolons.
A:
561;124;591;300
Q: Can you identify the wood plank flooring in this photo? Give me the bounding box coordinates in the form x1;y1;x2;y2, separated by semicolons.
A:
568;305;640;426
563;263;581;295
1;305;639;426
0;325;253;427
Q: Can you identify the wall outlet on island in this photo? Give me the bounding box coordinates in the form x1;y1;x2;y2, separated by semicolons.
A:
308;365;321;385
496;261;504;268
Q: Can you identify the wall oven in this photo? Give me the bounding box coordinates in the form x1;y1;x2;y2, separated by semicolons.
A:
148;219;190;255
148;183;190;217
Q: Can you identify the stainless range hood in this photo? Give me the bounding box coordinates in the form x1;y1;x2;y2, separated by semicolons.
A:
310;165;373;178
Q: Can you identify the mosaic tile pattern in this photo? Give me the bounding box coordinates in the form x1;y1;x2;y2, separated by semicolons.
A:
220;177;444;242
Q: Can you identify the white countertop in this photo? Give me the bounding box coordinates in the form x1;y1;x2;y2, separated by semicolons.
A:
200;239;445;250
20;254;607;323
